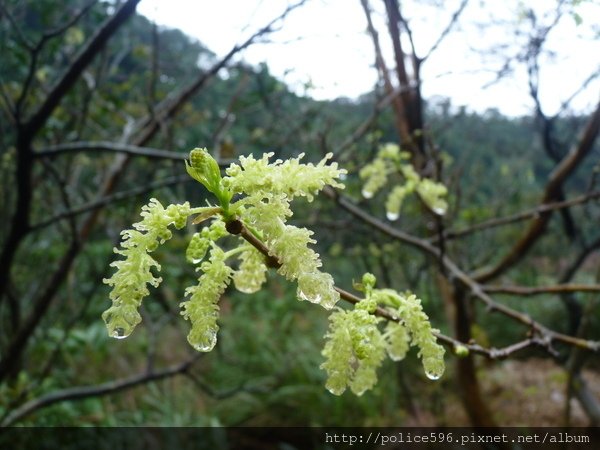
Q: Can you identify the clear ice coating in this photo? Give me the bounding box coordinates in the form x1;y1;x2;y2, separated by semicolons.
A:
236;284;259;294
233;271;263;294
350;385;368;396
423;357;444;380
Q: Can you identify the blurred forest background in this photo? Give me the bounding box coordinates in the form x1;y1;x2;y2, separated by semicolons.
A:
1;0;599;429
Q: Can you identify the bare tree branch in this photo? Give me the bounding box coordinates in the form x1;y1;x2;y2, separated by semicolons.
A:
333;82;419;162
30;174;189;232
555;68;600;117
437;190;600;242
360;0;412;147
0;355;202;427
423;0;469;61
482;283;600;296
130;0;307;144
37;141;189;161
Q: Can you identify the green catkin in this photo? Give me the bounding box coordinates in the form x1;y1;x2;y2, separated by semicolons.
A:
102;199;191;339
359;142;448;219
321;275;445;395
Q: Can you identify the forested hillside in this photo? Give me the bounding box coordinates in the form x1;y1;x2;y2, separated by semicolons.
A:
1;0;599;436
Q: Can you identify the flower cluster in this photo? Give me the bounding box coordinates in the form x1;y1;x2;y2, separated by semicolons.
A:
390;293;446;380
103;148;346;351
103;148;446;396
320;274;445;395
226;152;346;310
359;143;448;219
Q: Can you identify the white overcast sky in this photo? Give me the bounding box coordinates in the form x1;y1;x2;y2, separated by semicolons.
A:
138;0;599;116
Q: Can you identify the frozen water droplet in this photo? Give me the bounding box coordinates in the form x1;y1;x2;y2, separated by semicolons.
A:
432;206;446;215
425;370;441;381
110;327;130;340
339;172;347;181
386;211;399;221
361;189;374;199
191;257;203;264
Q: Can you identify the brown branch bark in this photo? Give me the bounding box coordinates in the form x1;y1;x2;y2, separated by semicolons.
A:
0;242;81;380
27;0;141;136
383;0;425;162
452;284;496;427
333;82;418;162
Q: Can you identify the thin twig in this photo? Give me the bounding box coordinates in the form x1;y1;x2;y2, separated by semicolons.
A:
482;284;600;296
333;82;419;162
0;354;202;427
436;190;600;242
37;141;207;161
30;174;190;231
423;0;469;61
